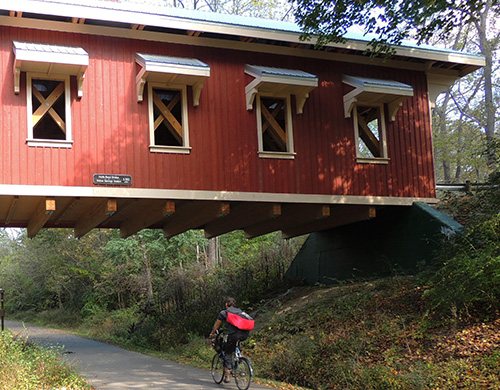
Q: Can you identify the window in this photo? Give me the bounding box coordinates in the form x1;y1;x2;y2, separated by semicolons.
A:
342;75;413;164
353;104;387;161
136;53;210;154
245;64;318;159
13;41;88;148
148;84;189;152
256;95;293;155
27;74;72;146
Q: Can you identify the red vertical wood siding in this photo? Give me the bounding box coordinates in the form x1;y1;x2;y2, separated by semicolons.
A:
0;26;436;199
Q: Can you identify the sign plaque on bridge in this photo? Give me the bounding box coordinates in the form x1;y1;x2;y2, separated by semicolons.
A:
93;174;132;186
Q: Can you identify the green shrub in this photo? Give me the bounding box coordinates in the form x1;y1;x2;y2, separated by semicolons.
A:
420;214;500;320
0;331;92;390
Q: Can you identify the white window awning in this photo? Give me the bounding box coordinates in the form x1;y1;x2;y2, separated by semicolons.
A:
245;64;318;114
135;53;210;106
13;41;89;97
342;75;414;121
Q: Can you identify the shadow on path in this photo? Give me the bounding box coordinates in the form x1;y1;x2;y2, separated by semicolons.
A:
5;320;275;390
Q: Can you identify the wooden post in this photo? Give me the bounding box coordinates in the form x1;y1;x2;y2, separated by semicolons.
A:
0;288;4;332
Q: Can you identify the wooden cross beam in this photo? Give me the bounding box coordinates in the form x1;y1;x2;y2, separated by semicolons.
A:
282;206;376;239
204;203;281;238
244;204;330;239
5;196;19;224
120;200;176;238
27;198;56;238
53;197;80;225
163;201;230;238
74;199;117;238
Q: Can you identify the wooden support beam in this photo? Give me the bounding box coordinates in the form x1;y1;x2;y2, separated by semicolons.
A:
5;196;19;224
282;206;376;239
74;199;117;238
163;201;229;238
9;11;22;17
204;203;281;238
71;17;85;24
27;198;56;238
53;197;80;225
187;30;201;37
244;204;330;239
131;24;145;30
120;200;176;238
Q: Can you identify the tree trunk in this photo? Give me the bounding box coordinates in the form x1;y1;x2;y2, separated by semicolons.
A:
207;237;219;268
476;1;497;172
141;245;154;299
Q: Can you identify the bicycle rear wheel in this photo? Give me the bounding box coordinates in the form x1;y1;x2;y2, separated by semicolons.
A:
234;357;253;390
211;353;224;384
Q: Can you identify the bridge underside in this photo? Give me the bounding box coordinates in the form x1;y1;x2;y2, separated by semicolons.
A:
0;195;380;239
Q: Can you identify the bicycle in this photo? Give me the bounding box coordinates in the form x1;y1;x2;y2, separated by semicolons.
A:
211;332;253;390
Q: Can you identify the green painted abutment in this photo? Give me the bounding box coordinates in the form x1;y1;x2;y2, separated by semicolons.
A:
286;202;462;285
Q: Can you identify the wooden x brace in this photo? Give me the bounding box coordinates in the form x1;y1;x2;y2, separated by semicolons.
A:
32;82;66;133
357;114;381;157
261;99;287;151
153;91;183;144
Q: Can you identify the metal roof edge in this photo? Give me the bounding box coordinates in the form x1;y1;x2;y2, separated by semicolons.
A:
2;0;485;68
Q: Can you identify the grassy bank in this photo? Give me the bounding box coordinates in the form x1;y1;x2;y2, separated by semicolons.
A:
0;331;93;390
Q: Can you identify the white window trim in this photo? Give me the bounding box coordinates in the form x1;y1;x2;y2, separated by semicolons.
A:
256;94;295;159
148;82;191;154
26;73;73;148
353;102;389;164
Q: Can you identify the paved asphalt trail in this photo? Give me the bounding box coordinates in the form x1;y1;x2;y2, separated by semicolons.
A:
5;320;276;390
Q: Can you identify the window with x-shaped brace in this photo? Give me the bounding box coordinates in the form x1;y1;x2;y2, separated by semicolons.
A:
26;73;72;148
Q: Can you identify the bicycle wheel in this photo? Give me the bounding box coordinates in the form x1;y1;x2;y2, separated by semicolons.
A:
234;357;253;390
211;353;224;384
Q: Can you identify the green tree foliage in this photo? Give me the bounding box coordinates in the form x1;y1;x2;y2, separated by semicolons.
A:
422;145;500;321
0;229;109;313
421;213;500;320
292;0;499;181
292;0;498;52
0;226;303;348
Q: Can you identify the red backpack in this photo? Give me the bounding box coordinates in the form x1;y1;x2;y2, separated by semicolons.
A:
226;309;255;331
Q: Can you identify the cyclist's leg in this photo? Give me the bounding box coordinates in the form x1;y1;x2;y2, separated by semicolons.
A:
223;335;237;382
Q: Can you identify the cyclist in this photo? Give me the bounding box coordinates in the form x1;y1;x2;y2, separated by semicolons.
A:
210;297;253;383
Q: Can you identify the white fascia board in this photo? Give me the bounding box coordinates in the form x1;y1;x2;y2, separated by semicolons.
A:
3;0;485;69
143;63;210;78
259;74;318;88
0;184;437;206
362;85;414;97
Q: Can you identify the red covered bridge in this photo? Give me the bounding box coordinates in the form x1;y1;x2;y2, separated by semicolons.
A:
0;0;484;239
